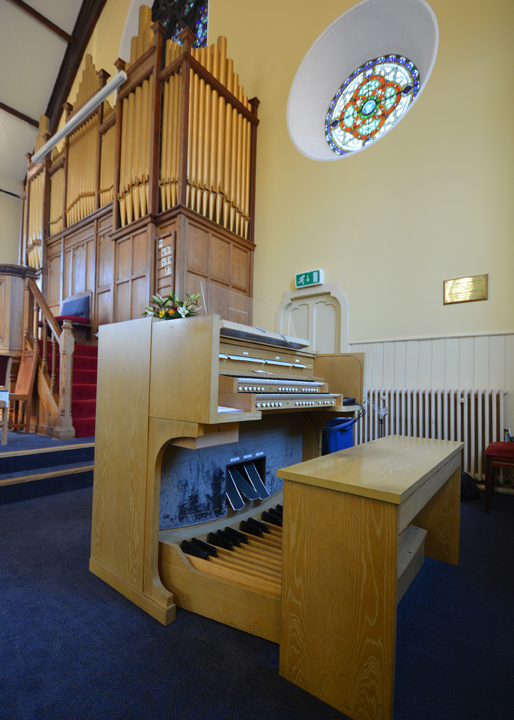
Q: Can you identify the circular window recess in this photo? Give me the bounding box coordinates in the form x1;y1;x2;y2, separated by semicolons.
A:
287;0;439;161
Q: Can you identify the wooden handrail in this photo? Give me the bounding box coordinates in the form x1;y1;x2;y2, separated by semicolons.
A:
27;278;61;339
24;277;76;439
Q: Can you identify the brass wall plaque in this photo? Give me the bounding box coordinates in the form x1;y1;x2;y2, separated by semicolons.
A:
444;274;488;305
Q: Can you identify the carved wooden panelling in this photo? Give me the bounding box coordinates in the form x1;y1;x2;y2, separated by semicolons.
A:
186;223;209;275
0;271;29;356
114;223;152;322
45;208;113;332
132;229;148;277
117;237;132;281
97;222;114;326
210;235;231;284
97;231;114;289
47;242;63;314
131;276;149;320
116;281;130;322
42;206;253;333
180;215;253;299
97;290;113;327
62;221;96;299
231;244;250;292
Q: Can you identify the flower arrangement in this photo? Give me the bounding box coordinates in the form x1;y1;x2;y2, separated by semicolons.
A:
143;292;202;320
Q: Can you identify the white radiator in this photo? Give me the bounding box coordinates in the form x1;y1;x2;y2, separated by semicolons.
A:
355;388;506;480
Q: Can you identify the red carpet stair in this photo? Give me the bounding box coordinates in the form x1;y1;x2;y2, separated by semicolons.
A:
47;343;98;438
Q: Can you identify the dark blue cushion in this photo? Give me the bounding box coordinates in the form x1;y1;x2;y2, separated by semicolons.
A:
61;294;89;319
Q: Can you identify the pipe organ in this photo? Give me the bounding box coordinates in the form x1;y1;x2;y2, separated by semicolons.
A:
25;118;49;270
22;4;259;333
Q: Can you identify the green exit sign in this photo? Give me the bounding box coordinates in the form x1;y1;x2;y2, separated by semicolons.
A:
295;269;324;289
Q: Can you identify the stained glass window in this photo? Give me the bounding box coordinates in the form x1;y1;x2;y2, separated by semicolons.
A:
152;0;208;48
325;55;420;156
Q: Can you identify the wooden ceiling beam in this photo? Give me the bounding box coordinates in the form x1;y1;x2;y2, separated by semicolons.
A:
45;0;108;134
0;100;39;129
7;0;75;45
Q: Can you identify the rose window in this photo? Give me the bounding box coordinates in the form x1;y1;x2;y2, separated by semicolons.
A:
325;55;420;156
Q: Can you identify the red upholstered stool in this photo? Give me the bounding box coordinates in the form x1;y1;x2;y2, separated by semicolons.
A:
484;442;514;513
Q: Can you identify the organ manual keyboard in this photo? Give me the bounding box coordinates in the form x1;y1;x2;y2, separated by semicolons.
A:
89;312;364;636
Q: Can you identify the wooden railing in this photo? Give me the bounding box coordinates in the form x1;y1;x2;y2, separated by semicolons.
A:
25;278;76;439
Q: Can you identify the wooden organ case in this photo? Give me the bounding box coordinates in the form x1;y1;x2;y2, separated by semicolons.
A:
89;314;364;639
22;5;259;337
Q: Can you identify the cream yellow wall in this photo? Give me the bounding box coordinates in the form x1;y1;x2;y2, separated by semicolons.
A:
62;0;514;343
0;193;22;264
209;0;514;342
66;0;132;114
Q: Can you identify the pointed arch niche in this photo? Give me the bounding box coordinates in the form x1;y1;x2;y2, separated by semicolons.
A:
276;282;349;353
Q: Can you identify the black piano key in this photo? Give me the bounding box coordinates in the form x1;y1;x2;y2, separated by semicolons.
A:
191;537;218;557
262;510;282;527
207;531;234;550
224;526;248;544
247;517;270;533
276;504;283;514
240;520;263;537
217;529;240;547
181;539;209;560
268;507;283;520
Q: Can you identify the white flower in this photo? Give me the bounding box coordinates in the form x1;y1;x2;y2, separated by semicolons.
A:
177;305;188;318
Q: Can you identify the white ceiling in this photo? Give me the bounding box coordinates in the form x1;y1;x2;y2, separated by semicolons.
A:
0;0;83;195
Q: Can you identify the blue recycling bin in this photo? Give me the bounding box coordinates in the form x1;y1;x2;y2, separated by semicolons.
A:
322;417;357;455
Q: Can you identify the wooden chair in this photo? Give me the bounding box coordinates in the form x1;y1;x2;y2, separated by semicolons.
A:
484;441;514;513
0;355;12;445
9;346;39;434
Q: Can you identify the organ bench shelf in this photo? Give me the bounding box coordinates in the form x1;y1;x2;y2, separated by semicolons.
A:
277;434;463;720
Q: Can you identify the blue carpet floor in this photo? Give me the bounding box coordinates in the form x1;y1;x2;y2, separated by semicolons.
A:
0;431;94;454
0;488;513;720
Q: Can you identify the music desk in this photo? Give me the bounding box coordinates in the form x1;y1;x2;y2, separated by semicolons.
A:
277;435;463;720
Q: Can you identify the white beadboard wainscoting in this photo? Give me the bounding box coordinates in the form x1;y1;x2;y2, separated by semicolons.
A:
349;332;514;414
348;332;514;481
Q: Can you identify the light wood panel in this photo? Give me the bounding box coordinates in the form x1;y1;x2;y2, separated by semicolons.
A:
314;352;365;404
0;270;27;356
149;314;220;425
159;542;281;642
278;435;463;720
278;435;463;505
396;524;426;604
411;467;460;565
280;482;398;719
90;315;262;624
91;317;153;589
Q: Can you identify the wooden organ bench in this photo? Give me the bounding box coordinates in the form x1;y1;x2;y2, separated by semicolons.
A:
89;315;462;720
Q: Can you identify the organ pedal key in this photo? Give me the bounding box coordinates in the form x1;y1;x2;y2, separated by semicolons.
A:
179;505;284;594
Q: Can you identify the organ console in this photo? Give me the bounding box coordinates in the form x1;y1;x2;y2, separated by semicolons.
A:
90;313;462;720
89;312;364;635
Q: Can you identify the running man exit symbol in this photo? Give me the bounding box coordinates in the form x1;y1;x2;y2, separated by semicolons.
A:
295;269;324;289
